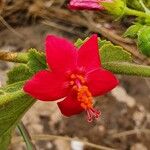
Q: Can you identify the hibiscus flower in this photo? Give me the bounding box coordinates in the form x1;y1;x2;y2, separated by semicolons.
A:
23;34;118;122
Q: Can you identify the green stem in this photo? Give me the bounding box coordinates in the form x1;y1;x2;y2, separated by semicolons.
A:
125;7;150;20
17;122;36;150
0;51;28;63
102;62;150;77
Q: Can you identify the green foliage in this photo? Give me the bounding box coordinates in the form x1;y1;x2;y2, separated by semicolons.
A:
75;36;150;76
123;24;143;38
1;48;47;149
75;37;111;48
0;129;12;150
3;81;24;93
126;0;150;11
75;38;84;47
7;49;47;85
0;48;48;149
0;36;149;150
0;81;35;150
101;0;126;17
75;38;132;63
28;48;47;74
7;64;32;84
138;26;150;56
126;0;143;10
98;39;111;47
100;44;132;63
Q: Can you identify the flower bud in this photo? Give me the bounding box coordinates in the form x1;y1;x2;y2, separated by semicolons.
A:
101;0;126;17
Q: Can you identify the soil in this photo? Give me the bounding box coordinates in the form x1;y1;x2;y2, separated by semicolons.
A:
0;1;149;150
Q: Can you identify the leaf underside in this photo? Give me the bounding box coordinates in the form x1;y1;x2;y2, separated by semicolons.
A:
0;48;47;149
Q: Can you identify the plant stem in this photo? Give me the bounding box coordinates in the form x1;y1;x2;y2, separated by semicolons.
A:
0;51;28;63
103;62;150;77
125;7;150;20
17;122;36;150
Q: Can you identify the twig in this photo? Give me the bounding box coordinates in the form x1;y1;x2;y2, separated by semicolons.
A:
111;129;150;138
145;79;150;89
0;16;24;39
43;8;150;65
144;79;150;98
81;12;134;44
12;134;117;150
42;20;87;37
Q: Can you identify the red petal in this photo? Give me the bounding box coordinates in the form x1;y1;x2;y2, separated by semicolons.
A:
57;94;84;117
86;68;119;96
23;70;69;101
77;34;101;72
68;0;105;10
46;35;77;72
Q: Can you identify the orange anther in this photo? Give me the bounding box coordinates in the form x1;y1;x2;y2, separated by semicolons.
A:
80;103;87;109
72;85;78;91
70;74;76;79
81;79;86;84
70;81;74;85
76;85;93;110
87;104;92;108
69;73;94;110
77;75;82;79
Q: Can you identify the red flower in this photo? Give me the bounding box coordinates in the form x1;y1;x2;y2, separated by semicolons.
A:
23;34;118;122
68;0;111;10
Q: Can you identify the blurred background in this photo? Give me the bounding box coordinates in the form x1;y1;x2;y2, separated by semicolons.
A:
0;0;150;150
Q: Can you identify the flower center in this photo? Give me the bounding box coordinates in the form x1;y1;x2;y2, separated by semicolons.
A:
69;73;100;122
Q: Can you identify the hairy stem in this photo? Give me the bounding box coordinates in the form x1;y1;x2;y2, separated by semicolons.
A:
103;62;150;77
0;51;28;63
125;7;150;20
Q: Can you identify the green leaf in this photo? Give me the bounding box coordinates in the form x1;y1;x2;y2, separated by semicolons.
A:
75;37;111;48
7;49;47;84
75;37;91;48
74;38;84;47
126;0;150;11
100;44;132;63
98;39;111;47
126;0;143;10
7;64;32;84
75;38;132;63
28;48;47;74
0;129;12;150
123;24;143;38
2;49;47;149
138;26;150;56
3;81;24;93
0;82;35;149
